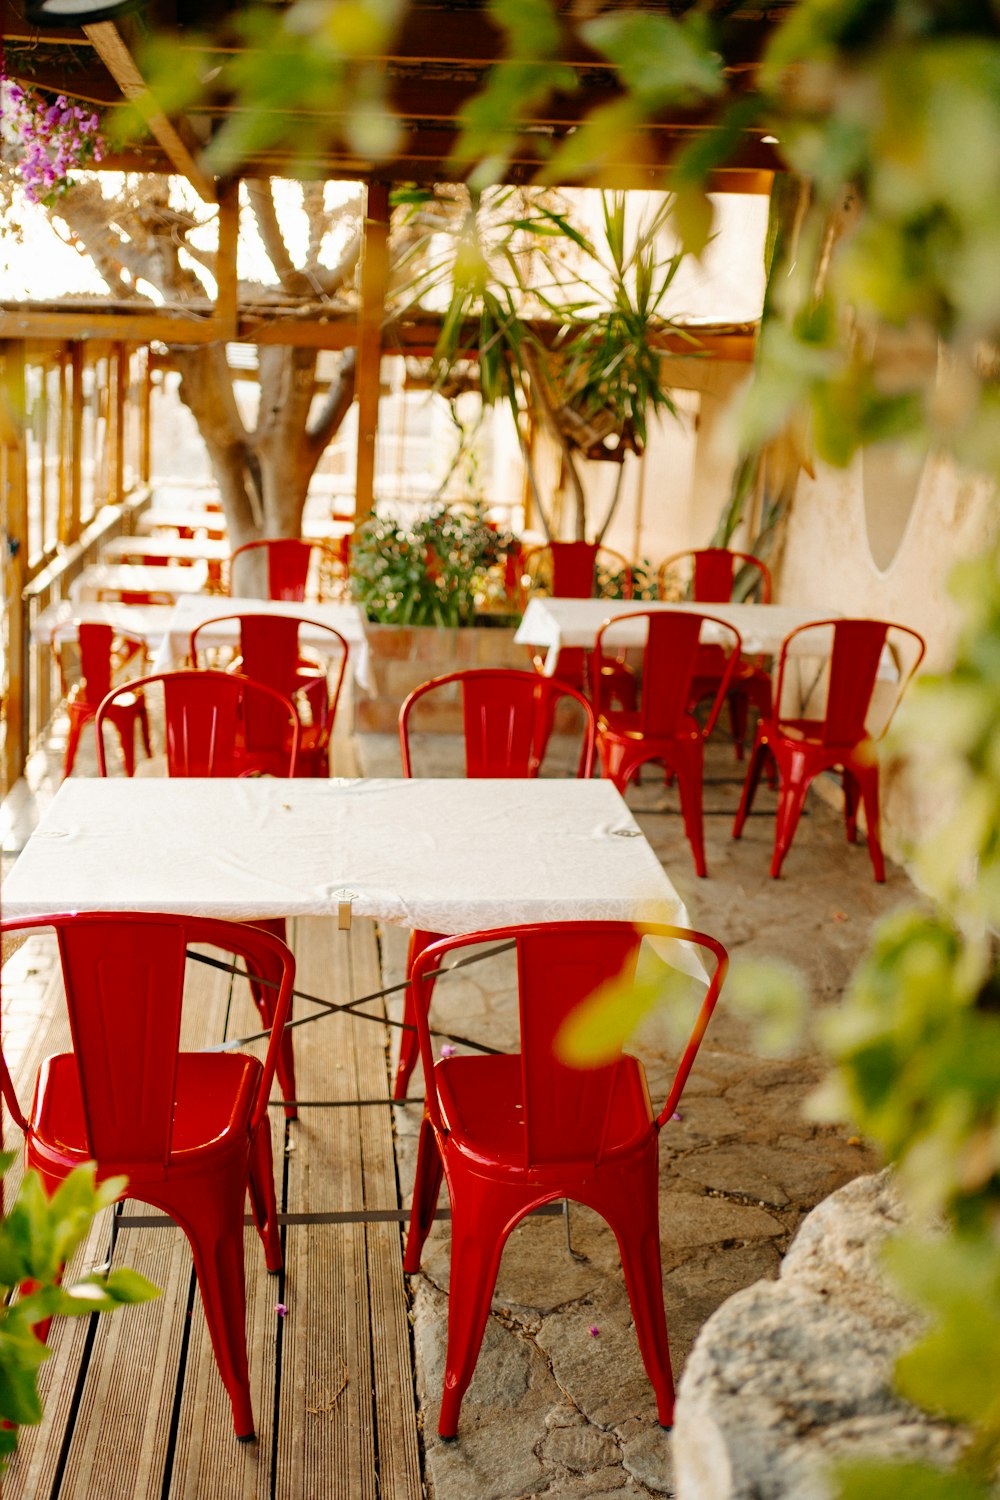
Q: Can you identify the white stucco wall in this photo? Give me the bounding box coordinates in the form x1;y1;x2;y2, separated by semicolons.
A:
776;451;998;862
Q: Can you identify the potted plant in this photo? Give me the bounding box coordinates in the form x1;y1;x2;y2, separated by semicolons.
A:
348;501;529;732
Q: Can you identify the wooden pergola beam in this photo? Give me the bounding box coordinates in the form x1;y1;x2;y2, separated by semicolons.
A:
82;22;217;203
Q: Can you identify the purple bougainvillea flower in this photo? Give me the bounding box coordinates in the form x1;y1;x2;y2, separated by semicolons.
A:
275;1303;288;1318
588;1325;600;1338
440;1043;456;1058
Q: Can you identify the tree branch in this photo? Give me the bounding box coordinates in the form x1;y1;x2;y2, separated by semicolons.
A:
303;347;357;470
247;178;315;297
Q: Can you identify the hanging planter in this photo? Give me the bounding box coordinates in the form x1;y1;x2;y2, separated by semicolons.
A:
0;78;104;205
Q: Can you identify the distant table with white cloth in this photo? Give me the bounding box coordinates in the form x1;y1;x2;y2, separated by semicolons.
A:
150;593;374;692
514;598;845;677
0;778;705;982
30;599;176;652
135;507;228;539
100;535;230;566
70;561;210;604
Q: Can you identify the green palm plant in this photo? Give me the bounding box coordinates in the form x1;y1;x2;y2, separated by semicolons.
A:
389;185;692;542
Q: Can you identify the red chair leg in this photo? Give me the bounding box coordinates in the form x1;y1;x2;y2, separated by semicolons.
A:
856;766;885;882
393;929;440;1100
403;1112;445;1273
842;769;860;843
437;1187;520;1439
247;1119;282;1273
671;742;707;878
112;711;137;778
62;710;86;779
246;919;296;1119
770;758;812;879
159;1169;256;1439
732;731;769;839
600;1172;675;1427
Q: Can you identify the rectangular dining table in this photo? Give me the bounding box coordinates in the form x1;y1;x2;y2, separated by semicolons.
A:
150;593;375;692
514;597;843;676
69;561;211;604
30;599;177;652
99;534;230;566
1;778;706;983
135;507;228;539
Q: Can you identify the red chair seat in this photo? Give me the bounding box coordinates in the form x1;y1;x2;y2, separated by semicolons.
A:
436;1053;655;1167
30;1052;262;1172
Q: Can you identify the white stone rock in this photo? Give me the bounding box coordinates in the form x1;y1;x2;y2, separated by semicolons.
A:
672;1171;966;1500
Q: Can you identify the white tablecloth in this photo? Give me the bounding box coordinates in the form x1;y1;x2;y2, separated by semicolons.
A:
150;594;373;693
31;600;177;651
100;535;230;565
70;562;210;604
136;508;227;538
514;598;843;675
1;778;705;983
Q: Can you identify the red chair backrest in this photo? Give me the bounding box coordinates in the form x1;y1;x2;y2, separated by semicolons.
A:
0;912;294;1164
526;541;634;601
411;921;728;1166
659;548;772;604
773;617;926;745
95;669;300;776
53;622;145;706
399;668;596;779
595;611;742;739
189;613;348;739
230;539;339;602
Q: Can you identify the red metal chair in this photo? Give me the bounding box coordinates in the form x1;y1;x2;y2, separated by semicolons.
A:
95;668;300;781
594;611;742;878
0;910;295;1440
189;612;348;778
522;539;637;712
230;538;344;602
52;620;151;779
403;919;728;1438
399;667;596;780
96;669;301;1115
393;667;597;1102
657;547;773;757
732;617;926;880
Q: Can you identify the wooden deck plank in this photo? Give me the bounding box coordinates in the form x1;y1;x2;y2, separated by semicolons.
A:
354;925;423;1500
275;917;377;1500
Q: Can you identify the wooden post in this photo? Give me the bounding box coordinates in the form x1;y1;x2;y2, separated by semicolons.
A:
140;344;152;485
58;347;71;543
355;180;390;525
1;341;29;791
113;341;126;504
70;342;83;536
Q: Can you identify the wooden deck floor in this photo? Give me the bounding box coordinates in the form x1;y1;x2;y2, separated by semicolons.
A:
0;915;423;1500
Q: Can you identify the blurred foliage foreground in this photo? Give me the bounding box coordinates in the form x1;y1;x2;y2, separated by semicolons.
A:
0;1157;159;1474
18;0;1000;1490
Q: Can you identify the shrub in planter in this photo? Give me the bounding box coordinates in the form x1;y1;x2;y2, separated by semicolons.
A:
349;503;521;628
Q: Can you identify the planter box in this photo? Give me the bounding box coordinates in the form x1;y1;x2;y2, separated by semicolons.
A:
355;621;530;733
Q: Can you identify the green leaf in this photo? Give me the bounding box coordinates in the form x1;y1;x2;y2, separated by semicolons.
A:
555;951;697;1068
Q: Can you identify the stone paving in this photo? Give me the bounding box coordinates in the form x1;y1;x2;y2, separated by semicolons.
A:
356;731;917;1500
